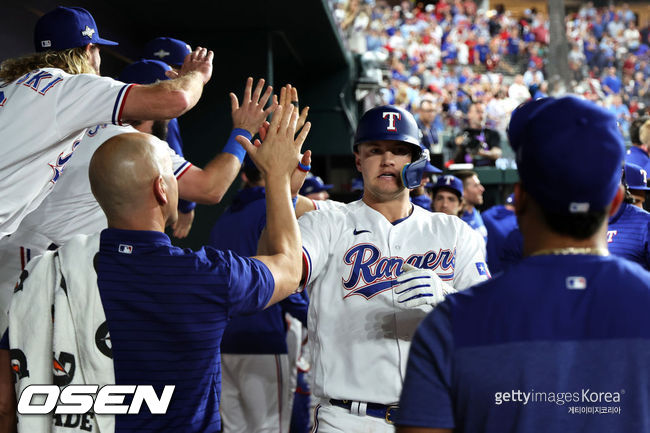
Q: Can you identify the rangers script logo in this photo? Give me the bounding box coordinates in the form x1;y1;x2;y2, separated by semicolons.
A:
342;243;455;299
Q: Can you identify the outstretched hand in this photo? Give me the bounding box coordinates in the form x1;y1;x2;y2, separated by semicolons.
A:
231;77;276;136
236;103;311;179
167;46;213;85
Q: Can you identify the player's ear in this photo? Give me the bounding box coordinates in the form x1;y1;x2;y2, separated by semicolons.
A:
607;185;625;217
354;151;362;172
153;175;168;206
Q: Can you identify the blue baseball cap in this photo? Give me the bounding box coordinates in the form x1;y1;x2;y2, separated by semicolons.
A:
143;37;192;67
300;176;333;196
508;96;624;214
625;162;650;191
34;6;118;52
432;174;464;198
118;60;171;85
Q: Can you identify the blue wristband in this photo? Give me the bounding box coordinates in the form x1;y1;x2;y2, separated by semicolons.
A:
223;128;251;163
178;198;196;213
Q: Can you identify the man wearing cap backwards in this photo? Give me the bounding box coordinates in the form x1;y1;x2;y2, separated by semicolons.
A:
143;37;198;238
431;174;464;216
0;62;274;337
270;105;488;431
396;96;650;433
0;6;213;240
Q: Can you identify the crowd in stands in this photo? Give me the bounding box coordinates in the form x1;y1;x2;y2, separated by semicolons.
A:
330;0;650;151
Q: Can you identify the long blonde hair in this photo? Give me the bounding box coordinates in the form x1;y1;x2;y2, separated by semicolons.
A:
0;47;94;83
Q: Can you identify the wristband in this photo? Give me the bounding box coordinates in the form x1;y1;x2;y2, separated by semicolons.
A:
223;128;251;163
297;162;311;172
178;198;196;213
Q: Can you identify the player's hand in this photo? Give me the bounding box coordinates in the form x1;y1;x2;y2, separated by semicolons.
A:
172;209;195;239
175;46;213;85
231;77;277;136
393;264;456;309
278;84;310;133
236;103;311;178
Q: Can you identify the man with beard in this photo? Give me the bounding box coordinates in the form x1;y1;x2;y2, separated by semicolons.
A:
0;62;274;336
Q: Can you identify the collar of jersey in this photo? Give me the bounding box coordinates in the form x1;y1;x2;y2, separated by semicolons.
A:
100;228;171;251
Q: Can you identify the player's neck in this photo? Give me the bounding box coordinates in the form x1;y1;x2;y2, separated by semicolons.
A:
106;209;167;233
362;191;413;223
521;219;609;257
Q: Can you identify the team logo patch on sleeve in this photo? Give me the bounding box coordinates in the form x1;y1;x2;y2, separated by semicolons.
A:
475;262;490;277
566;276;587;290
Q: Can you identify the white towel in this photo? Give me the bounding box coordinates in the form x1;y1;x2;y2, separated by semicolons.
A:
9;233;115;433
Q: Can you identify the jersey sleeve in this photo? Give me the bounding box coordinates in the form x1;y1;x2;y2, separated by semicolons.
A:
166;146;192;179
298;210;335;290
396;302;455;429
53;72;134;134
223;252;275;316
453;221;490;290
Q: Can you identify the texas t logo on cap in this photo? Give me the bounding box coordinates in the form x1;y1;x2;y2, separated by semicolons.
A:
382;112;401;131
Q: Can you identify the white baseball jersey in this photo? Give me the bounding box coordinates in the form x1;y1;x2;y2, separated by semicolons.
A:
0;68;133;239
12;123;191;248
299;200;488;405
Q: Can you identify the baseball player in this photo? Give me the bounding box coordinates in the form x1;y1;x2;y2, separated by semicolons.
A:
209;155;309;433
431;174;464;216
606;163;650;269
0;65;273;335
143;37;196;237
624;162;650;208
455;170;488;242
625;116;650;172
0;6;212;240
396;96;650;433
287;105;489;431
496;164;650;272
481;193;517;274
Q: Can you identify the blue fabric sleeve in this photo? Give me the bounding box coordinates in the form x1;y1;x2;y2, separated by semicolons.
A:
225;252;275;316
166;118;184;156
178;199;196;213
396;302;456;429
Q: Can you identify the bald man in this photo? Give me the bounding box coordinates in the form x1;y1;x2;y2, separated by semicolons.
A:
3;104;310;433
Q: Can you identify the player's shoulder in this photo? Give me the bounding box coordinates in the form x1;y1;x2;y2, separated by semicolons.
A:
84;123;135;140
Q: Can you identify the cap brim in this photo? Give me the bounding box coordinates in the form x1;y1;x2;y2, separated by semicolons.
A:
96;37;118;46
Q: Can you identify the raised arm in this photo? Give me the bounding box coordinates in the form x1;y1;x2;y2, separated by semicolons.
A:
121;47;213;121
177;77;276;204
238;103;311;307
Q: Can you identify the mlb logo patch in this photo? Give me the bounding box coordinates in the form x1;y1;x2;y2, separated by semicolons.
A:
41;40;52;48
566;276;587;290
118;244;133;254
475;262;490;278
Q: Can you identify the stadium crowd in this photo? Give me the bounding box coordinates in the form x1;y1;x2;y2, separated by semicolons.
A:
331;0;650;146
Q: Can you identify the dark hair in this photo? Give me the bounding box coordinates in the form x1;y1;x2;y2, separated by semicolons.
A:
630;115;650;145
539;208;608;239
454;170;478;183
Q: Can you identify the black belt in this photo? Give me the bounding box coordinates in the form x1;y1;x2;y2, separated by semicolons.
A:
329;399;399;424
